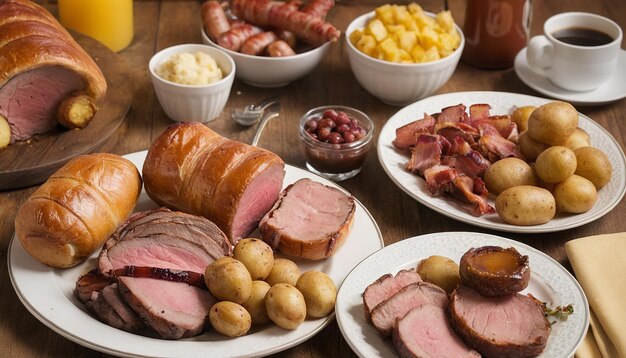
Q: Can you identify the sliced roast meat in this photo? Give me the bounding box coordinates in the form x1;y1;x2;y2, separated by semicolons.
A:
393;304;480;358
370;281;449;336
76;269;113;303
259;178;355;260
118;277;215;339
362;269;422;317
87;283;146;333
449;285;551;358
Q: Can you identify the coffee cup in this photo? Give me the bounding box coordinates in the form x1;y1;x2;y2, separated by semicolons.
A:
526;12;622;92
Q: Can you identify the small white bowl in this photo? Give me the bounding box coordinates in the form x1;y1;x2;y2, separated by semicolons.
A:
201;27;330;88
346;11;465;106
149;44;235;122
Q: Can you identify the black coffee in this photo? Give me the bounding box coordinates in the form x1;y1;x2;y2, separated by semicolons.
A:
553;27;614;46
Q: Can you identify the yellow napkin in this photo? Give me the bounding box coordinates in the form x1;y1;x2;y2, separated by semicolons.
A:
565;232;626;358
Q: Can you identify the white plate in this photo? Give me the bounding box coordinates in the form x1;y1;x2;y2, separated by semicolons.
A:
8;150;384;358
336;232;590;358
514;48;626;106
378;91;626;233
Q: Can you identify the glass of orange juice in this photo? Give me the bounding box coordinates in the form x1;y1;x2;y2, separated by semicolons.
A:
58;0;134;52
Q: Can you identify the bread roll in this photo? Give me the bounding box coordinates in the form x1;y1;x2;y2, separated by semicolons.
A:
15;153;142;268
143;122;285;244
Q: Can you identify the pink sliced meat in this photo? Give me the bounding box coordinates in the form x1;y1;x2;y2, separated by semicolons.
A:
362;269;422;318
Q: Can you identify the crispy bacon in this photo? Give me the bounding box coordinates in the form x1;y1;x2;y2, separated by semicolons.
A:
423;165;458;196
477;122;522;161
393;113;436;150
469;103;491;122
451;176;495;216
437;104;468;124
407;134;450;175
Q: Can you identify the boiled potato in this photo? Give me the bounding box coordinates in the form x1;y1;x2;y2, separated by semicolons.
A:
242;280;272;325
518;131;549;162
233;238;275;280
265;258;300;286
0;114;10;149
483;158;537;195
296;271;337;318
209;301;251;337
265;283;306;330
534;146;577;184
563;128;591;150
574;147;612;189
416;255;460;294
511;106;537;132
495;186;556;225
205;257;252;304
527;101;578;145
553;175;598;213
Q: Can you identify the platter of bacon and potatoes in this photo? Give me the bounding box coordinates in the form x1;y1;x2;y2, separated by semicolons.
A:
8;149;384;358
378;91;626;233
335;231;589;357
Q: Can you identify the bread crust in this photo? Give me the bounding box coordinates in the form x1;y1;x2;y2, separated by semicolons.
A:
0;0;107;100
14;153;142;268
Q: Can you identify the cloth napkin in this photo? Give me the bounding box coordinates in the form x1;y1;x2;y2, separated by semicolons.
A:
564;232;626;358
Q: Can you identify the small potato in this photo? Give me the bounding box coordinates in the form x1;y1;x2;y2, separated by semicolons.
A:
209;301;251;337
265;283;307;330
242;280;272;325
265;258;300;286
0;114;10;149
527;101;578;145
495;185;556;225
416;255;460;294
534;146;577;184
574;147;612;189
296;271;337;318
563;128;591;150
554;175;598;213
205;257;252;304
233;238;275;280
518;131;549;162
511;105;537;132
483;158;537;195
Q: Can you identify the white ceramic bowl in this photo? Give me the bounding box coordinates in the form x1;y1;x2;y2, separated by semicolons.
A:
149;44;235;123
201;27;330;87
346;11;465;106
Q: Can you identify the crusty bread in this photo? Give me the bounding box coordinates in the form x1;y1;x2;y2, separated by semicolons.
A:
15;153;142;268
0;0;107;100
142;122;285;243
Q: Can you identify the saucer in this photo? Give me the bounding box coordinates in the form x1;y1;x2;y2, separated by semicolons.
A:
514;48;626;106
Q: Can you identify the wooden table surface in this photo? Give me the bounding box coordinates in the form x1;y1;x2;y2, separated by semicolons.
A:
1;0;625;357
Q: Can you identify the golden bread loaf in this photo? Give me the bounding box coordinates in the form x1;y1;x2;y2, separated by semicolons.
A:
15;153;142;268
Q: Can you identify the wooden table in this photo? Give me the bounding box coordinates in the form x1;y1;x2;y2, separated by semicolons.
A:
1;0;625;357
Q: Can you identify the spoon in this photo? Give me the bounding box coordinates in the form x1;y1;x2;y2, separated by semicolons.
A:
231;97;279;126
251;103;280;147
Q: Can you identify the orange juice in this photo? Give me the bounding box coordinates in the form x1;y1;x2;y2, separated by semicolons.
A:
58;0;134;52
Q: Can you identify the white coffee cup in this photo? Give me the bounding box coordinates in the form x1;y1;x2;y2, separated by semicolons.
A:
526;12;622;92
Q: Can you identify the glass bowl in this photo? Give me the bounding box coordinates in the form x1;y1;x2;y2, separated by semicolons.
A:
299;106;374;181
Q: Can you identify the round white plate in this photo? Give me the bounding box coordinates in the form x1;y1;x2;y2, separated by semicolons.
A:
514;48;626;106
8;150;384;358
378;91;626;233
336;232;589;358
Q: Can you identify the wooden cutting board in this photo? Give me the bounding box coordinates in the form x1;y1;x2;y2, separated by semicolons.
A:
0;33;133;191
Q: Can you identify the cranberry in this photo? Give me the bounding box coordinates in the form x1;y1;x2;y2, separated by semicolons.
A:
318;118;337;129
323;109;339;122
343;132;356;143
305;119;319;132
328;132;344;144
317;126;332;141
336;124;351;134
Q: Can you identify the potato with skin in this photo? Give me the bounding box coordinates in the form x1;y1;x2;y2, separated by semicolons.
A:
534;146;577;184
233;238;275;280
296;271;337;318
518;131;549;162
563;128;591;150
574;147;612;189
495;186;556;225
554;175;598;213
511;105;536;132
209;301;252;337
483;158;537;195
265;258;301;286
242;280;272;325
205;257;252;304
0;114;10;149
265;283;307;330
527;101;578;145
416;255;460;294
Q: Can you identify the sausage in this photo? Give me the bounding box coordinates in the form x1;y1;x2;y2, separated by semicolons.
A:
201;1;230;40
217;23;262;51
275;29;297;49
268;40;296;57
302;0;335;20
241;31;278;55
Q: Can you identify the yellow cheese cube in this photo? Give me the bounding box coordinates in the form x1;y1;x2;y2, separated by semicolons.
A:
410;43;426;62
422;46;441;62
436;10;455;32
395;30;418;53
386;24;406;34
367;19;388;42
378;37;401;62
356;34;378;57
375;5;395;25
349;28;364;46
418;26;439;50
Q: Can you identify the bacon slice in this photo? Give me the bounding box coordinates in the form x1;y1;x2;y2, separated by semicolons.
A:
406;134;450;175
392;113;436;150
477;122;522;161
437;104;468;124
